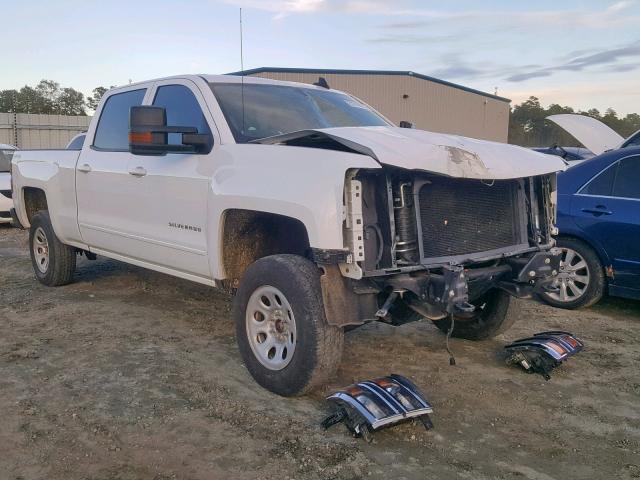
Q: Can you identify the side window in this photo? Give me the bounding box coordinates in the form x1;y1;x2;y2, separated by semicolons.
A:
581;162;617;196
612;156;640;199
93;89;146;150
67;134;86;150
152;85;211;146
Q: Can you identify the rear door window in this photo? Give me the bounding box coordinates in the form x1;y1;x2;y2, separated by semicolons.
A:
93;89;146;150
612;156;640;199
581;162;617;196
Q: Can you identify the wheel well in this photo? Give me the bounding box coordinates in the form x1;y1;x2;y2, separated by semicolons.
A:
23;187;48;223
221;209;310;285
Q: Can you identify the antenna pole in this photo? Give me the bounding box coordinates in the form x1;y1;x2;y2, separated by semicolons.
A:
240;8;246;136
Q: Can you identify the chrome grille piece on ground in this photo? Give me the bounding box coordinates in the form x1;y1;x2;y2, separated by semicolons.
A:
505;331;584;380
321;374;434;441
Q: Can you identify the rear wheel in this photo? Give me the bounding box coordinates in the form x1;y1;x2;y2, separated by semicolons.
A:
540;237;604;309
29;211;76;286
233;254;344;396
432;289;517;340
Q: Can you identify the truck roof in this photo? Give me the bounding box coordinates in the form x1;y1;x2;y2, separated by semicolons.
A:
110;74;340;94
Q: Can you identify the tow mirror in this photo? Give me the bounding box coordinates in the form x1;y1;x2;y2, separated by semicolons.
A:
129;106;212;155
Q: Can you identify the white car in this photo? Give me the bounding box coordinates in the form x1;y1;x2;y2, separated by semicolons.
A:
0;143;17;224
11;74;566;396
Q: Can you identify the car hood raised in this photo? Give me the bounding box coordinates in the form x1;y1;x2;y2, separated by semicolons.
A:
255;126;566;179
546;114;624;155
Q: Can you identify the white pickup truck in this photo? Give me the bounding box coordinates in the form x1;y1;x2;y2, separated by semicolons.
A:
11;74;566;396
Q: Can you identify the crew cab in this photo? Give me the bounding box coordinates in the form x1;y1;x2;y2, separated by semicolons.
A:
11;75;566;396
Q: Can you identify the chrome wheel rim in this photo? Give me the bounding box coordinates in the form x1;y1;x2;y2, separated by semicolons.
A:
33;227;50;273
547;247;590;303
246;285;296;371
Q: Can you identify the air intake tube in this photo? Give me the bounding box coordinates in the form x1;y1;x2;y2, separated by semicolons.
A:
393;181;418;263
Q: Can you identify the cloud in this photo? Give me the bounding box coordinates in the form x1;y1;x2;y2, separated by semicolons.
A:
608;62;640;73
505;40;640;82
372;0;639;29
398;39;640;84
223;0;400;18
426;65;486;79
224;0;640;28
506;71;553;82
367;33;457;44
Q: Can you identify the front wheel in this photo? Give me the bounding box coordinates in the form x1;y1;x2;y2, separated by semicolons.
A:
233;254;344;396
432;289;518;340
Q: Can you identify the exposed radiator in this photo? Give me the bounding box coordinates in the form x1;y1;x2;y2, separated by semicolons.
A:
417;178;522;260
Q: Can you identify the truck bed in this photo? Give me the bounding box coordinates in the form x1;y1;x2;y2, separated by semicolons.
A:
12;149;82;240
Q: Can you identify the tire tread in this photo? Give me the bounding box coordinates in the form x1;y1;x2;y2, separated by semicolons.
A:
29;211;76;286
234;254;343;396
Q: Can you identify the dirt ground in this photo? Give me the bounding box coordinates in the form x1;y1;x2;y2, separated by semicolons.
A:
1;224;639;480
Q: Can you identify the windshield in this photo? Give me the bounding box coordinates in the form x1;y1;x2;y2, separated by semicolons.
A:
210;83;389;143
621;130;640;149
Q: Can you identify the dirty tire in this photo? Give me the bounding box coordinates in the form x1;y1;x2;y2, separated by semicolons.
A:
29;211;76;286
432;289;517;340
539;237;605;309
233;254;344;396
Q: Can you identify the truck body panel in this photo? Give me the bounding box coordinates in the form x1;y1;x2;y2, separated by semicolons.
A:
12;150;83;245
256;126;566;180
209;144;379;278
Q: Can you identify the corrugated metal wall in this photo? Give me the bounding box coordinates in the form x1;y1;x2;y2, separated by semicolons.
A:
0;113;91;149
248;72;510;143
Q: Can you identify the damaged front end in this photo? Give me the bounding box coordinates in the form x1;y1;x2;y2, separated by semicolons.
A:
319;166;562;327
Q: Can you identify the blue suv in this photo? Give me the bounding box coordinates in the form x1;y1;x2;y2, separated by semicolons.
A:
541;146;640;308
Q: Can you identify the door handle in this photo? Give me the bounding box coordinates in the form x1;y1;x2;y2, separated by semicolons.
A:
77;163;92;173
581;205;612;216
128;166;147;177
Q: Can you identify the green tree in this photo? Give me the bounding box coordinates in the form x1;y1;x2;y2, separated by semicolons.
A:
509;99;640;148
508;96;547;146
15;86;47;113
0;79;86;115
86;86;111;112
57;87;86;115
35;79;60;112
0;89;19;112
621;113;640;137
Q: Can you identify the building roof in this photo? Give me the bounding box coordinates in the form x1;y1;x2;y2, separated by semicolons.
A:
227;67;511;103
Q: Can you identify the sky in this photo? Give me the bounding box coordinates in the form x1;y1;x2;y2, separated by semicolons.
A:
2;0;639;114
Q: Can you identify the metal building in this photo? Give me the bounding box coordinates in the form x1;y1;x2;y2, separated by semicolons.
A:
0;113;91;149
235;68;511;143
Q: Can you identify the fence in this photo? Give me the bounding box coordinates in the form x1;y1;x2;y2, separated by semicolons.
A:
0;113;92;149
